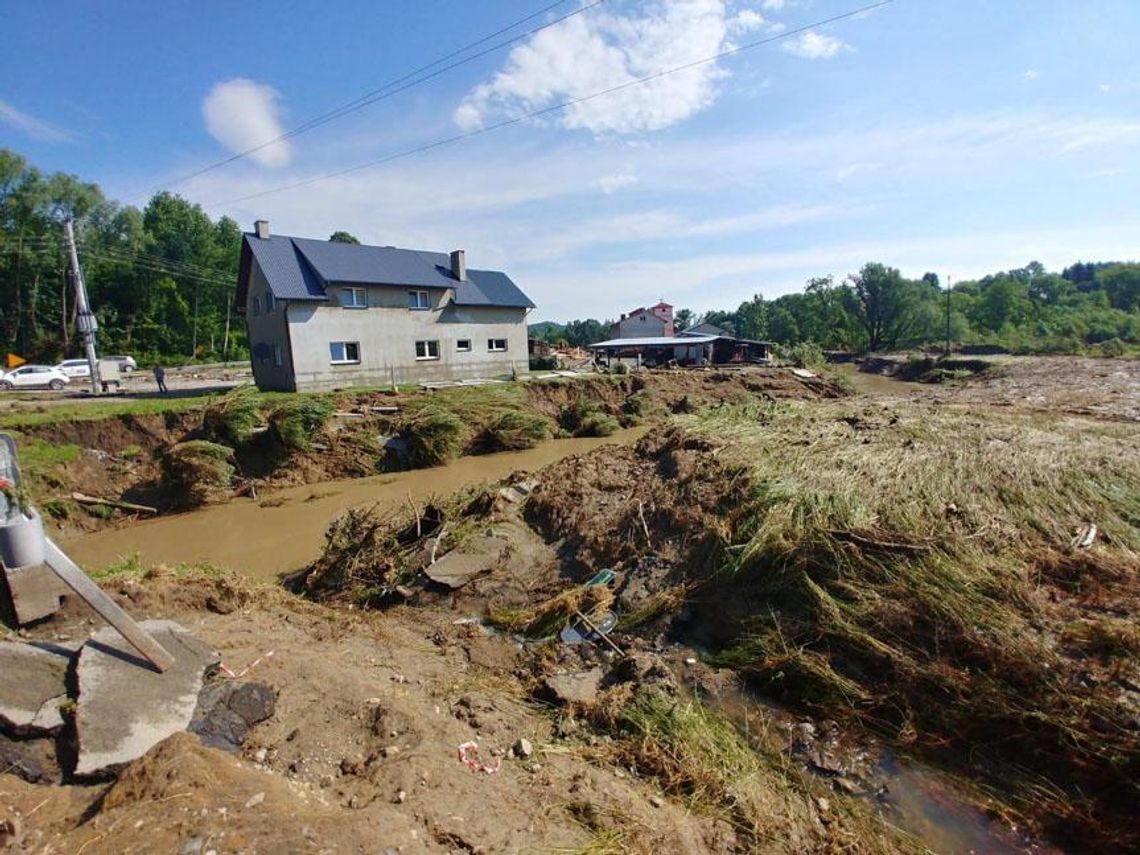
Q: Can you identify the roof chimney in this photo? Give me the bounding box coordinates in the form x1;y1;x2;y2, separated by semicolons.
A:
450;249;466;282
254;219;270;240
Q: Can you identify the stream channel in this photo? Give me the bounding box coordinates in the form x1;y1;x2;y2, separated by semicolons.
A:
61;419;1052;853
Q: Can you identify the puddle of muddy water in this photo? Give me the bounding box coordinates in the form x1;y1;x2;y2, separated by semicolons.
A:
703;677;1045;854
61;427;647;581
832;362;928;397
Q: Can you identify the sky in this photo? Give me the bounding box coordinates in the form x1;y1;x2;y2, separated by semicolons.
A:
2;0;1140;322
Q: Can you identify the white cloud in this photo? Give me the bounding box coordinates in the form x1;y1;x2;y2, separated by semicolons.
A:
454;0;732;135
0;99;74;142
596;172;637;193
781;31;848;60
729;9;767;34
1023;69;1040;81
201;78;291;167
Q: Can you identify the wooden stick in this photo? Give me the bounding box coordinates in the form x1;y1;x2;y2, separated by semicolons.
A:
43;538;175;672
574;609;624;656
71;492;157;515
406;492;421;538
430;524;449;565
637;500;653;549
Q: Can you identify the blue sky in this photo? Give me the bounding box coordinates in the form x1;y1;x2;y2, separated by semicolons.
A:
3;0;1139;321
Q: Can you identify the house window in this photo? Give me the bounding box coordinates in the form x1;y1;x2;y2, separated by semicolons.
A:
339;288;367;309
253;296;262;316
408;290;430;310
456;339;472;352
488;338;507;352
272;344;283;367
266;291;276;313
415;340;440;360
329;341;360;364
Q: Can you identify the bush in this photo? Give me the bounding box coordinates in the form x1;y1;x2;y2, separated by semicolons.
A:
559;399;620;437
529;355;558;371
162;440;235;506
202;385;262;446
482;410;551;451
609;361;630;375
783;340;826;370
268;396;334;452
401;405;464;467
1094;337;1126;358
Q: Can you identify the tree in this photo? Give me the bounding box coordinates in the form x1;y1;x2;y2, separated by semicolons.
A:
1097;263;1140;312
674;308;695;331
329;230;360;244
848;262;921;352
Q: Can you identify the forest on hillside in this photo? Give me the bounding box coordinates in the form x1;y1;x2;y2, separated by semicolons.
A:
0;149;244;365
534;261;1140;357
4;148;1138;365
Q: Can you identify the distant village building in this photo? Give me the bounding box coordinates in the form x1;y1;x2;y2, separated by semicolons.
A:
610;302;674;339
236;221;534;391
590;309;770;366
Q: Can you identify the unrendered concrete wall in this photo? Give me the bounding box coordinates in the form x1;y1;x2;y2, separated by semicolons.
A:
285;284;529;391
245;262;297;391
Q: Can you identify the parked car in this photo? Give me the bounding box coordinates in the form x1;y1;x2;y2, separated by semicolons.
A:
104;355;137;373
0;365;71;391
55;358;92;378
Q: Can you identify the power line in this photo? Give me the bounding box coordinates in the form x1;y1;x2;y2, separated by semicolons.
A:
129;0;602;199
210;0;893;208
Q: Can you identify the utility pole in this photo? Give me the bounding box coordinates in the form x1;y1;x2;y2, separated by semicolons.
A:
945;275;952;357
63;218;100;394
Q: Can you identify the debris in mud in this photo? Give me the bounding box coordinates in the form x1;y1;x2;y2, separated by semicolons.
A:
0;641;70;735
541;669;604;707
189;681;276;752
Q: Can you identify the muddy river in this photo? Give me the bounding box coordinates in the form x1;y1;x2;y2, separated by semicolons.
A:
62;427;646;580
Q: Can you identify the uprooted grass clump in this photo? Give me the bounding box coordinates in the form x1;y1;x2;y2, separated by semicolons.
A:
486;584;614;639
268;396;334;453
560;399;620;437
400;404;464;467
161;440;236;506
201;384;263;446
480;409;551;451
675;400;1140;848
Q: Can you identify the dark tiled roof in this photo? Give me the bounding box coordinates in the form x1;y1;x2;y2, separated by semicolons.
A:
240;233;534;309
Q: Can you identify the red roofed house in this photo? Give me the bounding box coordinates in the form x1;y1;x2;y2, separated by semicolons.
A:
610;302;674;339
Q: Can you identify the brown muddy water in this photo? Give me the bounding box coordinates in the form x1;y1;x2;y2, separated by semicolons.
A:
62;427;647;580
832;362;927;396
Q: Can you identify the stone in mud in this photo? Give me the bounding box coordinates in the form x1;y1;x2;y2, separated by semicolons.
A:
0;641;71;735
189;681;276;752
74;620;219;776
0;730;60;783
542;669;603;706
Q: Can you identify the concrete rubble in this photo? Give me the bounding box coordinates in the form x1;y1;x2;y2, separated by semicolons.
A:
0;641;71;735
73;619;219;776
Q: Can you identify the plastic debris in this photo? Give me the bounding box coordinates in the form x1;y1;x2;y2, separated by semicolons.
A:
457;741;501;775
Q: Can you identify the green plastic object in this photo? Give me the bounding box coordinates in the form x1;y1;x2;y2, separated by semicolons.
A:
585;568;615;587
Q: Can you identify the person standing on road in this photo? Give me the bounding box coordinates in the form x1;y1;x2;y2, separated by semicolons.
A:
153;365;168;394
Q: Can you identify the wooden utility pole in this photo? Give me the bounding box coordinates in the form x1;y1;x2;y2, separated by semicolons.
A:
62;219;100;394
945;276;952;356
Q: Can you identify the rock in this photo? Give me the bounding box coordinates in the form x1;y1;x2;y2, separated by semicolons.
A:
253;747;268;764
809;750;846;776
394;789;407;804
833;777;861;795
649;795;664;808
244;791;265;809
423;540;504;589
189;682;276;752
512;737;533;759
816;796;830;812
542;669;603;706
381;745;400;758
0;641;71;735
73;620;220;777
0;731;59;783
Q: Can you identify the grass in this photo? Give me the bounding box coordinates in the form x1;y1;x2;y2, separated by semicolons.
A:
675;399;1140;847
201;384;262;445
268;396;334;452
161;440;236;506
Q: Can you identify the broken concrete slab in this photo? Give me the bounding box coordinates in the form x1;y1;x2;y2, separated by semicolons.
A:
0;641;71;735
74;619;219;777
189;682;276;752
423;534;508;589
541;669;603;706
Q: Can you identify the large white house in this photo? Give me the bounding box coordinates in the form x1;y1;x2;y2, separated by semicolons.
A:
236;222;534;391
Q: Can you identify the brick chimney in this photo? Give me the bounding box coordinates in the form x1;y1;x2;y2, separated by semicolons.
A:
450;249;466;281
254;219;270;239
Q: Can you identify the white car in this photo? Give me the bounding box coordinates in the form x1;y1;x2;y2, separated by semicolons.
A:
0;365;71;391
56;358;92;378
105;355;137;373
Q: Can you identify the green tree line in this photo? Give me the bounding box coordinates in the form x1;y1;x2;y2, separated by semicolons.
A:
533;260;1140;356
1;148;244;364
